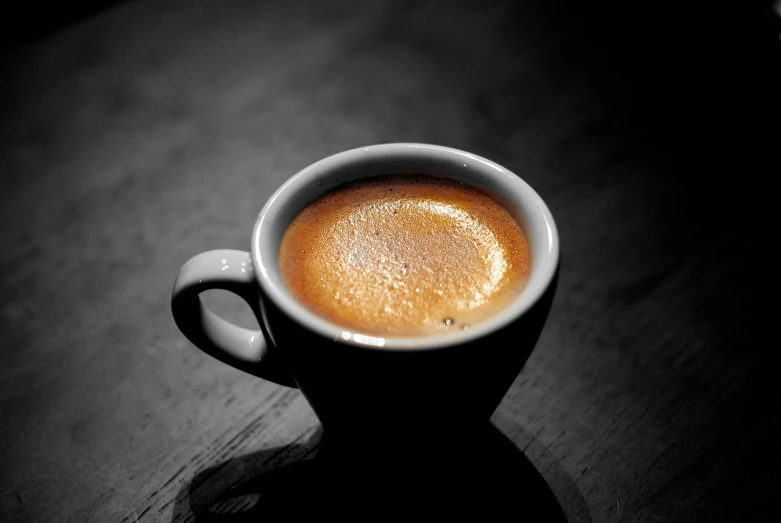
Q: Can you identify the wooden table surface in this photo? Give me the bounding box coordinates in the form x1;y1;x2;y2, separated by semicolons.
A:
1;1;778;521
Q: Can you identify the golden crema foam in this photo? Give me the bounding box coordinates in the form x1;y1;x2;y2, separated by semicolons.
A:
279;175;531;337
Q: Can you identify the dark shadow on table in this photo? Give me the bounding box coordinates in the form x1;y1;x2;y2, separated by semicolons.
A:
170;422;584;522
1;0;129;48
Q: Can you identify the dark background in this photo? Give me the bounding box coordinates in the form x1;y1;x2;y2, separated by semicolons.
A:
1;1;779;521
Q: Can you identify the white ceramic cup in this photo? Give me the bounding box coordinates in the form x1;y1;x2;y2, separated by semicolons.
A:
172;143;559;437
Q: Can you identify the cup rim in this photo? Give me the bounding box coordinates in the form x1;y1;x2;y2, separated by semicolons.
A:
252;143;559;351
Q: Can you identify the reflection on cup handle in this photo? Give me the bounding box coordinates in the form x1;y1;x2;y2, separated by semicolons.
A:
171;249;297;387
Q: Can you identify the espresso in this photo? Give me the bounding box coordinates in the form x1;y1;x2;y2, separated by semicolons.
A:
278;175;531;337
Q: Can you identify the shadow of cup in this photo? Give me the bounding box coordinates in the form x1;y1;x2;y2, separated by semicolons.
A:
170;423;574;522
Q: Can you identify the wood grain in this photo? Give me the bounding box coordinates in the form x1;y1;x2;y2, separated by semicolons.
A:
1;0;777;521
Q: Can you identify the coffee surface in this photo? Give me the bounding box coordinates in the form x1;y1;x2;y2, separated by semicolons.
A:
279;175;531;337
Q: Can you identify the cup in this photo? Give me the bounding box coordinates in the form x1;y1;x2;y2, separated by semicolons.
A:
171;143;559;446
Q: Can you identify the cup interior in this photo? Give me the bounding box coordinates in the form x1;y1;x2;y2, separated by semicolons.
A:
252;143;559;350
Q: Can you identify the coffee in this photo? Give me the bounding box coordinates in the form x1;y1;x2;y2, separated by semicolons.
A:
278;175;531;337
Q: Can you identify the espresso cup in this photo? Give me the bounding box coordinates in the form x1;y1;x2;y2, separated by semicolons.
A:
172;143;559;444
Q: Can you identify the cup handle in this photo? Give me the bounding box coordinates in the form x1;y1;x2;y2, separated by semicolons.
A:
171;249;297;387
